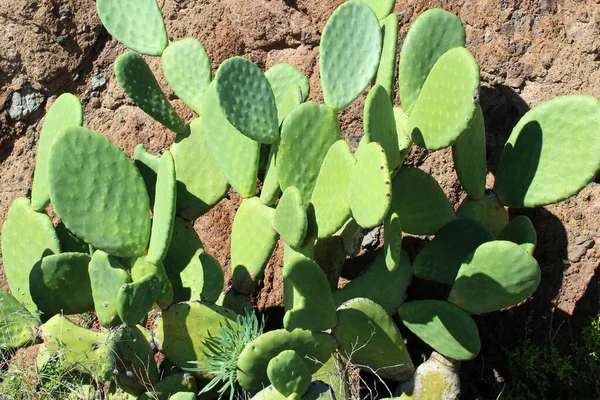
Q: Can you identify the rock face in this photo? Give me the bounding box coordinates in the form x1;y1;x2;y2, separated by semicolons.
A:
0;0;599;333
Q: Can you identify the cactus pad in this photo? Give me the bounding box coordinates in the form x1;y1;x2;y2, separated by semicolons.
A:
393;107;412;166
0;288;40;349
498;215;537;254
134;144;159;207
375;13;398;101
406;46;479;150
1;197;60;313
452;104;486;200
116;273;160;326
55;222;88;254
399;8;466;114
274;186;308;248
413;219;494;284
265;63;309;102
203;82;260;198
139;373;197;400
456;190;508;237
147;151;176;265
320;1;382;111
494;95;600;207
131;256;173;309
48;126;151;257
448;240;541;314
162;38;212;115
112;326;159;394
31;93;83;211
215;57;279;144
260;144;281;206
364;85;401;171
349;142;392;228
89;250;130;327
267;350;312;397
399;300;481;360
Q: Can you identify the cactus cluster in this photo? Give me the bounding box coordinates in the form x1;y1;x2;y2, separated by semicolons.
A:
2;0;600;399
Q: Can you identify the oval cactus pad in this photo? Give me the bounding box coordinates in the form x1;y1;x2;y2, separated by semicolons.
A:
274;186;308;249
96;0;168;56
354;0;395;19
399;300;481;360
406;46;480;150
215;57;279;144
375;13;398;100
456;190;508;237
147;151;176;265
48;126;151;257
320;1;382;111
498;215;537;255
364;84;401;171
399;8;466;114
162;38;212;115
31;93;83;211
0;288;40;349
448;241;541;314
265;63;310;102
267;350;311;397
494;95;600;208
89;250;130;327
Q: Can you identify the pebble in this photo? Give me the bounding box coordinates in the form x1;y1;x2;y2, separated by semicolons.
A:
57;35;67;45
32;26;41;34
8;85;45;121
78;24;91;34
484;29;493;44
91;74;107;91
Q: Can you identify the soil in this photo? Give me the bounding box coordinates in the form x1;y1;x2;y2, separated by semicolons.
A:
1;0;600;398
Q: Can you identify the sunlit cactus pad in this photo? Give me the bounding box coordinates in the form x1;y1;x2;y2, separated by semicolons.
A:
364;84;401;171
265;63;310;102
456;191;508;237
274;186;308;249
452;104;486;200
48;126;151;257
375;13;398;98
89;250;130;327
0;288;40;349
147;151;176;265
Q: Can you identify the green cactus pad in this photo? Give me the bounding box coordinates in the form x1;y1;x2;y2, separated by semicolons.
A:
237;328;337;394
203;82;260;198
0;288;40;349
265;63;310;102
231;197;278;294
452;104;486;200
393;107;412;166
147;151;176;265
384;210;403;271
406;46;479;150
390;167;454;235
354;0;395;19
398;8;466;114
332;298;414;381
1;197;60;313
139;373;197;400
89;250;130;327
155;302;237;379
215;289;253;315
134;144;159;207
456;190;508;237
274;186;308;248
214;57;279;144
31;93;83;211
115;52;185;134
270;82;303;126
171;118;229;219
334;249;412;315
40;315;115;381
168;393;196;400
283;252;337;332
498;215;537;255
399;300;481;360
162;38;212;115
494;95;600;207
413;219;494;285
310;140;356;239
131;256;173;309
320;1;382;111
268;350;312;397
55;222;88;254
364;84;401;171
117;273;160;326
375;13;398;101
30;252;93;316
448;241;541;314
48;127;151;257
278;102;341;204
260;144;281;206
349;142;392;229
96;0;167;55
112;326;160;395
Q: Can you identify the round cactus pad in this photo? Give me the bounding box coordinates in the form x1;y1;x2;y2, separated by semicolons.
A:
169;393;196;400
332;298;414;381
30;252;94;316
115;52;186;134
274;186;308;248
0;288;40;349
162;38;212;115
260;144;281;206
214;57;279;144
267;350;312;397
494;95;600;208
456;190;509;237
391;167;454;235
320;1;382;111
406;47;480;150
498;215;537;255
203;82;260;198
448;240;541;314
117;273;160;326
231;197;279;294
364;84;401;171
375;13;398;100
353;0;394;19
310;140;356;239
413;219;494;285
237;328;337;393
96;0;167;56
147;151;176;265
31;93;83;211
349;142;392;229
89;250;130;327
48;127;151;257
277;102;341;205
265;63;310;102
399;300;481;360
398;8;466;114
452;104;487;200
1;198;61;313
